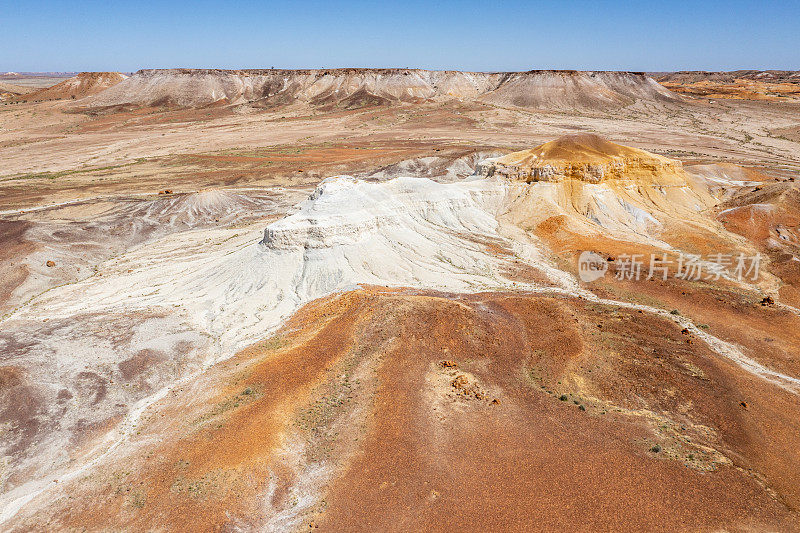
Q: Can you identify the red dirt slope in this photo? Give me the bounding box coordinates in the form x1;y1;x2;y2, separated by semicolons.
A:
25;72;126;101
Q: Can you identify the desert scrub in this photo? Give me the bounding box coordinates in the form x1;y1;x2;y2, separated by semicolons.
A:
128;491;147;509
193;386;262;425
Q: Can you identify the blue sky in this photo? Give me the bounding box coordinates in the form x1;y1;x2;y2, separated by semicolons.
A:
2;0;799;72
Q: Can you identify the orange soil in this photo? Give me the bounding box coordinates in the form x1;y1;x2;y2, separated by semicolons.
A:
318;292;799;532
717;184;800;306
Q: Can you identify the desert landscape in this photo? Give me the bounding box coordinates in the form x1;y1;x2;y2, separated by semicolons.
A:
1;65;800;532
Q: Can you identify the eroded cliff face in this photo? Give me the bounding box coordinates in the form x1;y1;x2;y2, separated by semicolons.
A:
476;133;685;184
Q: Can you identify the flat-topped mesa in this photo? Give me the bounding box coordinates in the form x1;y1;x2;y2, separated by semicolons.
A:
476;134;686;185
75;69;679;111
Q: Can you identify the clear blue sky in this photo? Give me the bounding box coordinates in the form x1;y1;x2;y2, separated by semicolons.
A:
2;0;799;72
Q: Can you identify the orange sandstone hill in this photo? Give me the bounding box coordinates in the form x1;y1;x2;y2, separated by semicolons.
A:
477;133;685;184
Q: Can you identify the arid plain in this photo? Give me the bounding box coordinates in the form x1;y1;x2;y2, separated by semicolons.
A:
1;69;800;531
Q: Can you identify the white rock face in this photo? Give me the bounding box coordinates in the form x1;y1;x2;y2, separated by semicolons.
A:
262;176;505;249
12;177;518;357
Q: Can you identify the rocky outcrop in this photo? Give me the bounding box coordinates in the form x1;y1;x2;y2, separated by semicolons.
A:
481;70;677;110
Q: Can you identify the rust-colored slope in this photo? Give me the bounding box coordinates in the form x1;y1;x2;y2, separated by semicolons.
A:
12;288;800;531
318;292;799;532
26;72;126;101
717;183;800;305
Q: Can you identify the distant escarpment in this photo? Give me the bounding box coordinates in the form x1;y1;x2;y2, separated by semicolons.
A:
652;70;800;101
74;68;679;112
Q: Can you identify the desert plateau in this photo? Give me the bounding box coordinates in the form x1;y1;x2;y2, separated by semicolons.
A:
2;41;800;533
